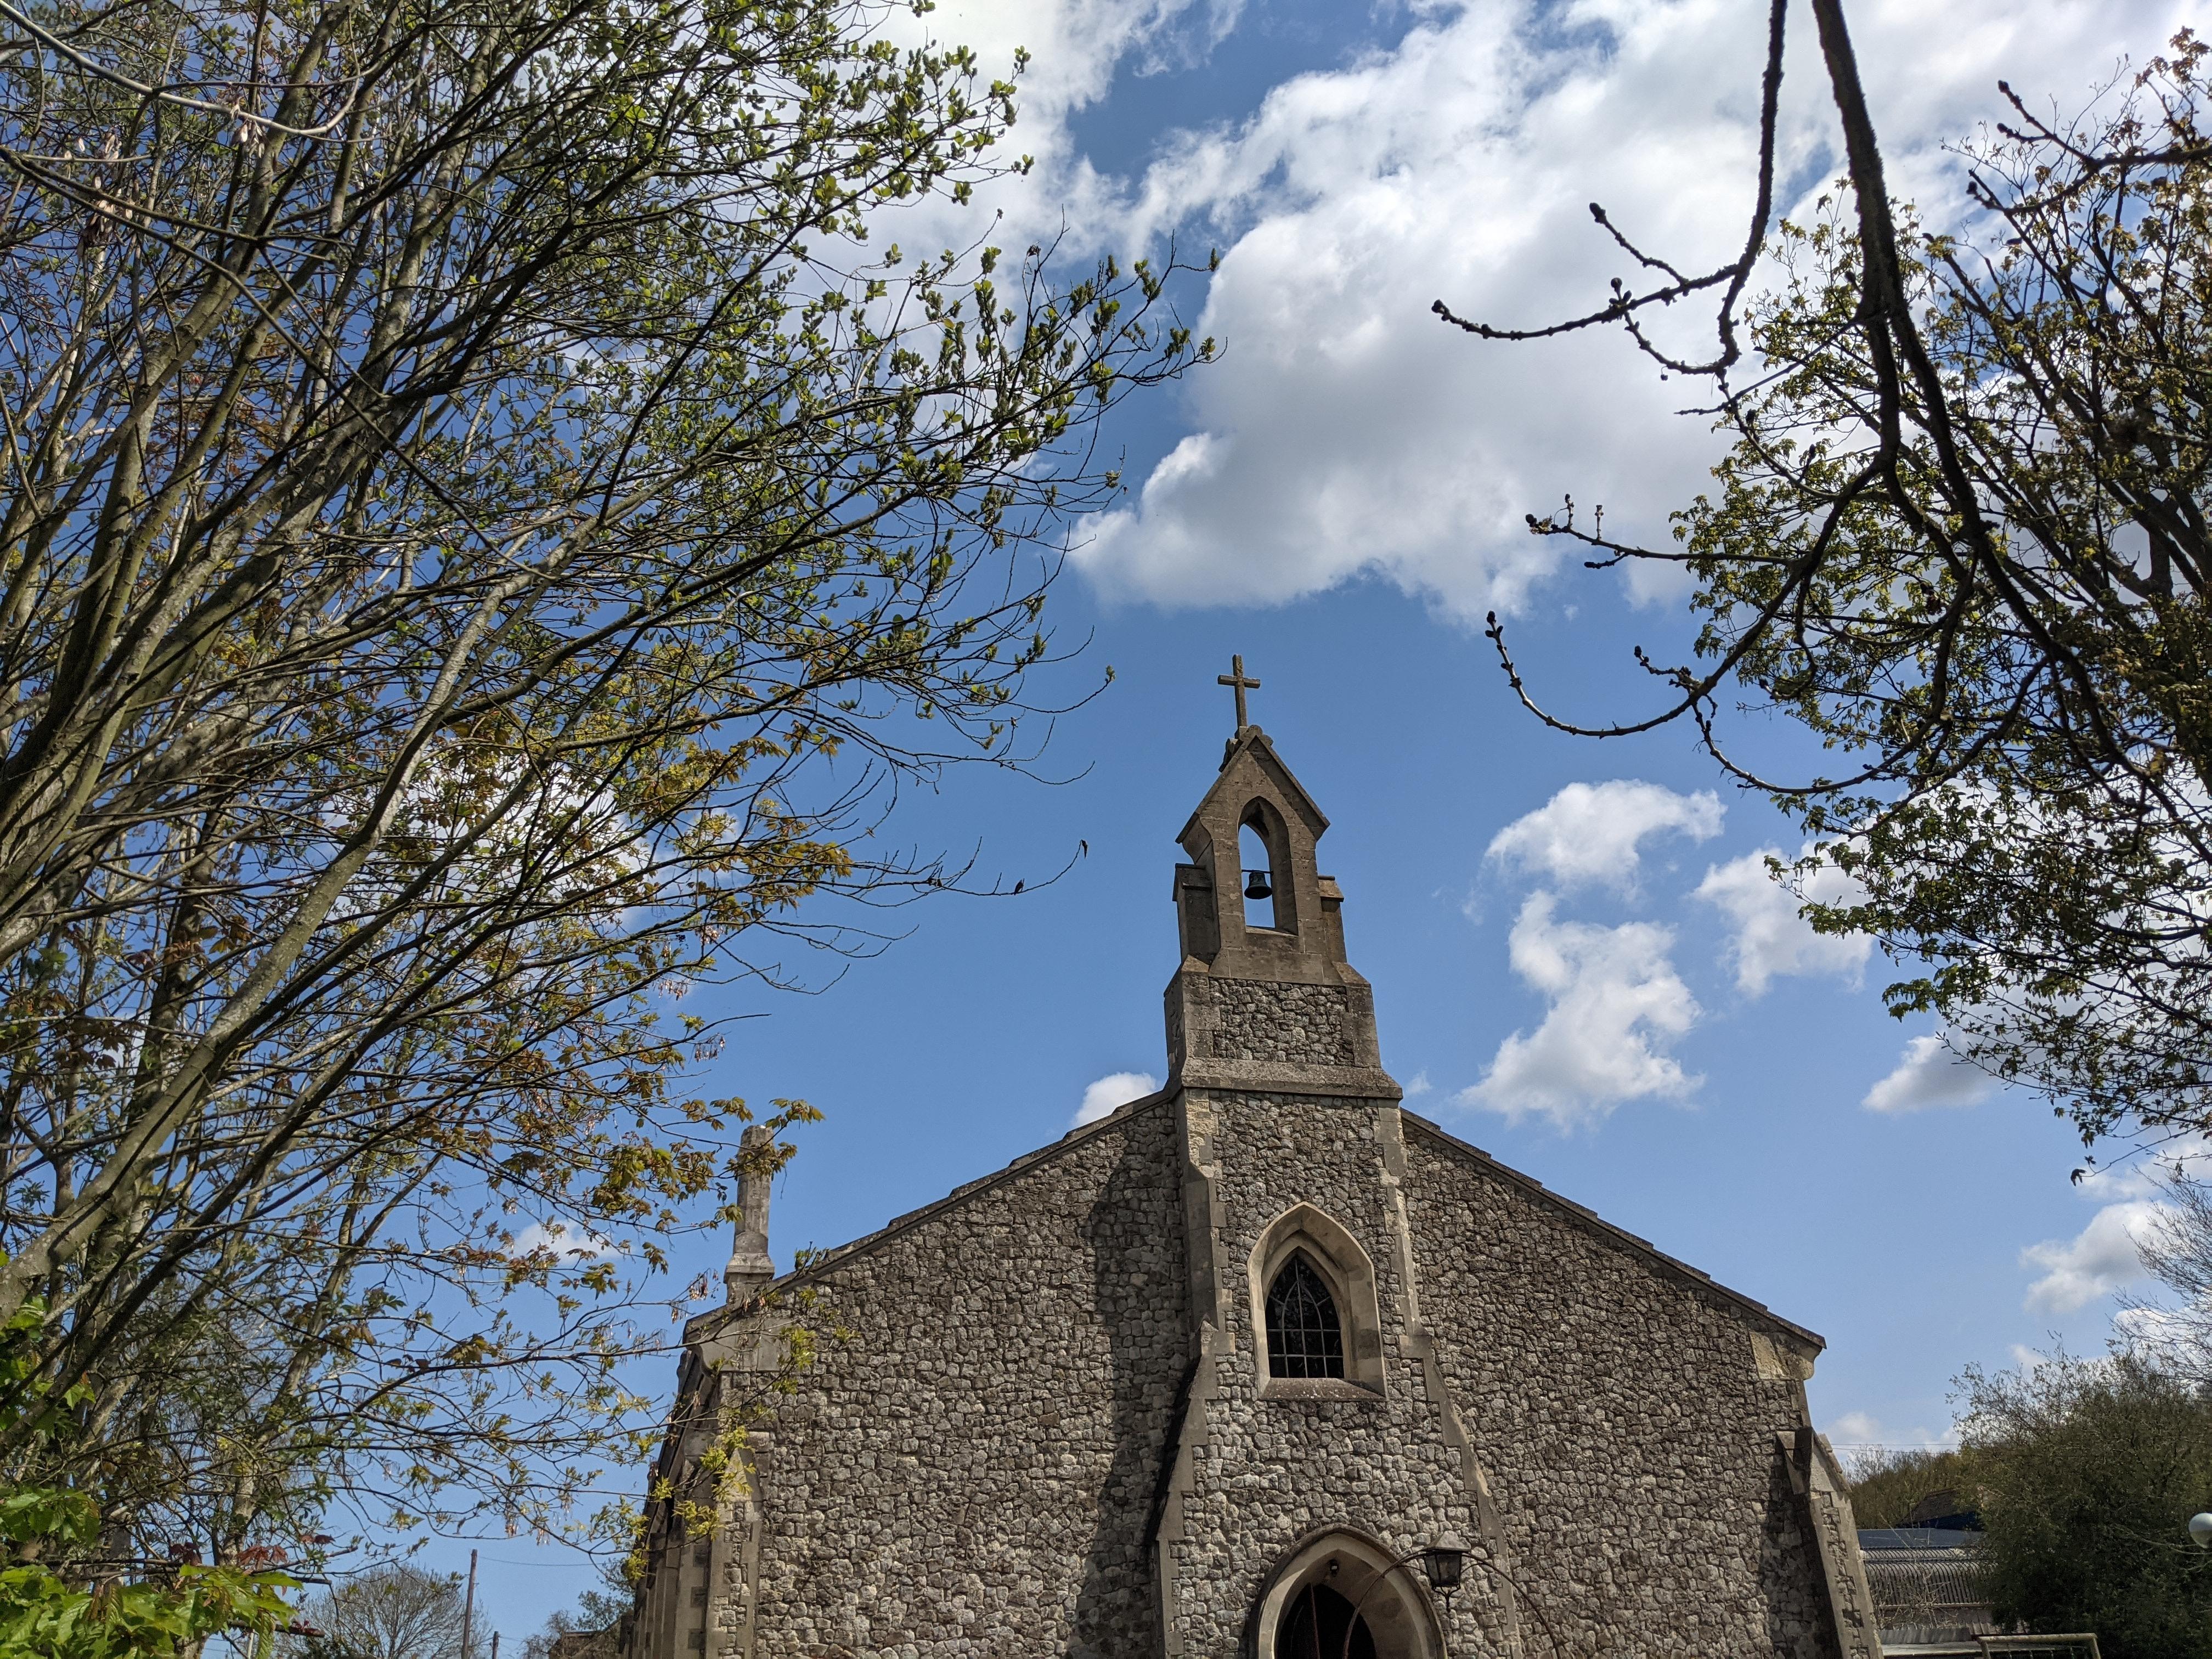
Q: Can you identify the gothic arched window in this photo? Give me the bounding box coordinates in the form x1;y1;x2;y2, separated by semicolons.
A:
1248;1203;1385;1398
1266;1254;1346;1380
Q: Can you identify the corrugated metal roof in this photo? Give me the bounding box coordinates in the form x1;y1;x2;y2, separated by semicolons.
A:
1862;1543;1997;1640
1861;1528;1986;1551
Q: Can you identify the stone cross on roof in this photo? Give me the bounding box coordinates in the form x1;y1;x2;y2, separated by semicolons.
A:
1217;654;1261;730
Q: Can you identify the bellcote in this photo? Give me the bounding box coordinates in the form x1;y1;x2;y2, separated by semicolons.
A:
1171;726;1346;982
1164;724;1397;1099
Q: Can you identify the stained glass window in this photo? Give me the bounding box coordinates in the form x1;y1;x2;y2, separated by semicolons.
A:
1267;1254;1346;1379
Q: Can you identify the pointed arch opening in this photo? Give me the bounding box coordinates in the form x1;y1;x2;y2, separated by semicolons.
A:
1245;1528;1446;1659
1239;816;1279;929
1276;1581;1375;1659
1249;1203;1386;1399
1237;798;1297;936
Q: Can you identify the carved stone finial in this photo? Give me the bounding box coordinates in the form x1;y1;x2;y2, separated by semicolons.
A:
724;1124;775;1303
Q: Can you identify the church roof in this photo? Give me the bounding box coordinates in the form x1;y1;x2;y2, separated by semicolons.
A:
1395;1110;1824;1348
692;1092;1824;1355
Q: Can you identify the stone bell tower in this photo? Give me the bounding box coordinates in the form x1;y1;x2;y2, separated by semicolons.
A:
1163;720;1395;1101
1150;673;1487;1659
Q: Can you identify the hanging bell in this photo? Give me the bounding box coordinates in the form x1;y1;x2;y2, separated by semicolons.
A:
1244;868;1273;901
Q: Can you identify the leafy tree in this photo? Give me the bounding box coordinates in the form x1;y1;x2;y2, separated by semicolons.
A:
1842;1446;1974;1528
1439;0;2212;1146
1957;1352;2212;1659
517;1568;625;1659
289;1565;469;1659
0;1287;296;1658
0;0;1206;1561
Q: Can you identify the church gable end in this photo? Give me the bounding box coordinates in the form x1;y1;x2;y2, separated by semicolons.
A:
628;696;1868;1659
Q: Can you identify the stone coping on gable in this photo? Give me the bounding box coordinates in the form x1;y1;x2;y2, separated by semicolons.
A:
686;1087;1825;1358
685;1086;1180;1340
1398;1107;1826;1354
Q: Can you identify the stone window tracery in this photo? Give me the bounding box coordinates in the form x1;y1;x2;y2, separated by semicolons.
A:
1266;1254;1346;1380
1248;1203;1385;1398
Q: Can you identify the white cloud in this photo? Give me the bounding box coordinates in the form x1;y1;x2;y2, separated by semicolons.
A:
2022;1200;2164;1313
1862;1033;1994;1114
1051;0;2190;622
1826;1410;1956;1451
1074;0;1737;619
509;1221;616;1261
1074;1069;1161;1126
2074;1162;2163;1203
2114;1300;2193;1356
1696;845;1870;996
2018;1145;2212;1321
1459;891;1701;1128
870;0;1242;264
884;1;1220;144
1487;780;1723;893
2075;1141;2212;1202
1403;1070;1432;1098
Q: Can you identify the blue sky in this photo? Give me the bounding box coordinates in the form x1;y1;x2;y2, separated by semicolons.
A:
468;0;2204;1637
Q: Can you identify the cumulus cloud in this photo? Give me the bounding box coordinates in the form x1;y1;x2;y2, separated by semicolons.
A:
884;0;1226;155
1073;0;1742;618
1862;1033;1995;1114
1074;1069;1161;1126
2114;1300;2193;1356
2075;1161;2164;1203
2022;1200;2164;1314
2029;1144;2212;1324
1056;0;2192;621
2076;1142;2212;1203
1486;781;1723;893
1825;1410;1956;1451
509;1221;616;1261
1696;845;1871;996
1459;891;1701;1128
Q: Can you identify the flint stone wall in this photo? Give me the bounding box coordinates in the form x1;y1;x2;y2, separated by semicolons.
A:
738;1103;1189;1659
1402;1114;1839;1659
1163;1090;1478;1658
1198;978;1353;1065
1160;1093;1836;1659
680;1093;1838;1659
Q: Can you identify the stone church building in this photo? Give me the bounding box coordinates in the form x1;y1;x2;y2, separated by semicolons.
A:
624;715;1882;1659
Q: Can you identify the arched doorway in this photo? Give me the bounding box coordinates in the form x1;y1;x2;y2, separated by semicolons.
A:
1245;1529;1444;1659
1276;1582;1378;1659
